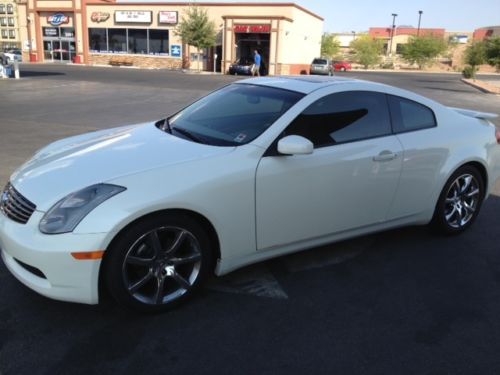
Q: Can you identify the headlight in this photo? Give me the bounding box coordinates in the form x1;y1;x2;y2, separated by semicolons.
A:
39;184;126;234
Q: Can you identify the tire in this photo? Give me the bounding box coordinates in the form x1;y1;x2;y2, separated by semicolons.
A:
104;213;213;312
431;165;485;234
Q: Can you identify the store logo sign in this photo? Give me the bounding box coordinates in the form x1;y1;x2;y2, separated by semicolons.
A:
91;12;110;23
234;24;271;34
48;13;69;26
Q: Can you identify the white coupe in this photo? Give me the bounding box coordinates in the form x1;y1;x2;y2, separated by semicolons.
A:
1;77;499;312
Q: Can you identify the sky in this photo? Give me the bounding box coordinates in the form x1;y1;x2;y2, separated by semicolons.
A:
121;0;500;33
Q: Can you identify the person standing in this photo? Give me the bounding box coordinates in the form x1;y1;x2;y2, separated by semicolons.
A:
253;50;261;77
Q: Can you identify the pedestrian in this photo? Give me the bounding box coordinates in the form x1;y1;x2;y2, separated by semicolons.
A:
253;50;261;77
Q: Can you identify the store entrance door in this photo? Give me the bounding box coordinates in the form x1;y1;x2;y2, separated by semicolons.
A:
42;27;76;63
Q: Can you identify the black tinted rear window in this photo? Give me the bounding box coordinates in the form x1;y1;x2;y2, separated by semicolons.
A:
312;59;328;65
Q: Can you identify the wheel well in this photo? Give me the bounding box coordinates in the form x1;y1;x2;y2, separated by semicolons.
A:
463;161;488;190
97;209;221;303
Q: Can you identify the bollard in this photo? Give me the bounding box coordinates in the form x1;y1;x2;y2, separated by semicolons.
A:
14;60;20;79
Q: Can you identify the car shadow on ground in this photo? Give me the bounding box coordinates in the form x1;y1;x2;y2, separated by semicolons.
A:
18;70;66;77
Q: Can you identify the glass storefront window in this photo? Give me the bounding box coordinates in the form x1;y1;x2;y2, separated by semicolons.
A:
108;28;127;53
88;28;170;56
89;28;107;53
128;29;147;54
149;29;169;55
61;28;75;38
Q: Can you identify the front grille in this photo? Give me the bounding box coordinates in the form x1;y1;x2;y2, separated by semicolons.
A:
0;182;36;224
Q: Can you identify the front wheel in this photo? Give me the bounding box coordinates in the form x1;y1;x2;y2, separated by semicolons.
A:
431;166;485;234
104;213;212;312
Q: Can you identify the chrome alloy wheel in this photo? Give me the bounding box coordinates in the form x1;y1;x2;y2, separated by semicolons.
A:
122;226;202;305
443;174;480;229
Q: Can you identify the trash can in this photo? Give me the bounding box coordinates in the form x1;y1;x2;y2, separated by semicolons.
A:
72;55;83;64
29;53;37;63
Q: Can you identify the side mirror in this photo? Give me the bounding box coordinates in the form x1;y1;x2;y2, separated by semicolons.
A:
277;135;313;155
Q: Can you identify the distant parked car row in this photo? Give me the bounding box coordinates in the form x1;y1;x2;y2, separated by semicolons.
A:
310;58;352;75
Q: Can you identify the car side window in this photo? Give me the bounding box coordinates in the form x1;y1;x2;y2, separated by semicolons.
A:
284;91;392;148
388;95;436;133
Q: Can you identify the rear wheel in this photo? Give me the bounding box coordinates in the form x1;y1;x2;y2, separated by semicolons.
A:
104;213;212;312
431;166;485;234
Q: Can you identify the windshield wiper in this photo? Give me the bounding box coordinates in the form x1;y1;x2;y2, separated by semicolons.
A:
172;127;207;144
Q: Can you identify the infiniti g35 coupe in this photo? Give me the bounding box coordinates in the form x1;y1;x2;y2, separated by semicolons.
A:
1;76;499;312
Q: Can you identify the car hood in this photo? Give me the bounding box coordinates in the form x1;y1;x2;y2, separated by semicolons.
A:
10;123;235;211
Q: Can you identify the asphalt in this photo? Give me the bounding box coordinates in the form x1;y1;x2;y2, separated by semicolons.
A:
0;65;500;374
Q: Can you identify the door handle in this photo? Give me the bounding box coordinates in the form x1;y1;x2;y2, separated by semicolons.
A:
373;150;398;162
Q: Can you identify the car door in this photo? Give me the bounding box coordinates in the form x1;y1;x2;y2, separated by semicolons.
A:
255;91;403;251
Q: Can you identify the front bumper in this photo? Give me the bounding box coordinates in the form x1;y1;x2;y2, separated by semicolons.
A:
0;210;108;304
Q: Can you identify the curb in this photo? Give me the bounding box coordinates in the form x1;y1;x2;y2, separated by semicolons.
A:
461;78;500;94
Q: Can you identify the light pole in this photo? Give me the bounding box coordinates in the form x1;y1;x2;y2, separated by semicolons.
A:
351;30;356;42
417;10;423;36
388;13;398;56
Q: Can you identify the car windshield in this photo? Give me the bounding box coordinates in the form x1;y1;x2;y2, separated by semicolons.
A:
165;84;304;146
237;57;253;65
312;59;328;65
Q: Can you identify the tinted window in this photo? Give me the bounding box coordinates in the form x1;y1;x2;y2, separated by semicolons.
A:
168;84;304;146
312;59;328;65
388;95;436;133
285;91;392;148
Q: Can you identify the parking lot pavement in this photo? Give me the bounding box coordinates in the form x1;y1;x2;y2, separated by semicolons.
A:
1;65;500;374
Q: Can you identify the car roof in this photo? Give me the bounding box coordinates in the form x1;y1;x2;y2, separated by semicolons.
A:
238;76;377;94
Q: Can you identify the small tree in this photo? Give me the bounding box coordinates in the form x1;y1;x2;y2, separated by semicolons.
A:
321;33;340;59
484;37;500;72
464;41;486;79
350;35;383;69
400;36;448;69
176;6;217;71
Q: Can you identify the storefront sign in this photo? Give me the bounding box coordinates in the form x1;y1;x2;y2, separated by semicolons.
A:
43;27;58;37
170;44;181;58
115;11;152;24
234;24;271;34
47;13;69;27
91;12;110;23
159;11;178;25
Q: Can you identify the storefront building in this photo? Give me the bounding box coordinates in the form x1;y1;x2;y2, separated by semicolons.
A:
21;1;323;75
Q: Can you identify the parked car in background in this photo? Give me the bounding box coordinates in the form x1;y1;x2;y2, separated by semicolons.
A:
228;57;267;76
228;57;254;76
1;49;22;63
333;61;352;72
1;76;499;312
310;58;333;75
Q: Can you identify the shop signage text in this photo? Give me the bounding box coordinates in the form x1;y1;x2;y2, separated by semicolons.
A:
115;11;152;24
47;13;69;27
233;24;271;34
91;12;110;23
159;11;177;24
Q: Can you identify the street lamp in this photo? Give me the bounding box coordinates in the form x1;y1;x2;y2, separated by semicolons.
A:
388;13;398;56
417;10;423;36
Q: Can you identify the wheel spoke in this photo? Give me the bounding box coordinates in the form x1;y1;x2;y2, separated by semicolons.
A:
154;276;167;304
128;271;154;293
171;253;201;266
126;255;154;266
167;230;187;254
172;272;191;290
445;206;457;221
466;188;479;198
464;201;476;215
460;176;472;193
147;230;163;255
